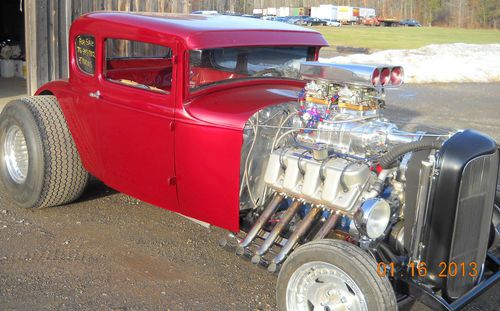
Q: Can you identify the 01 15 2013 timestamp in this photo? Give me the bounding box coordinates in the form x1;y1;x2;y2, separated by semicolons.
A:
377;261;479;278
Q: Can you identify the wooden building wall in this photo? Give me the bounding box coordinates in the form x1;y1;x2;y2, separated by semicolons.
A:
24;0;191;94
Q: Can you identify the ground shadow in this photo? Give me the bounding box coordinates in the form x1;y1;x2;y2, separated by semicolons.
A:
76;176;118;203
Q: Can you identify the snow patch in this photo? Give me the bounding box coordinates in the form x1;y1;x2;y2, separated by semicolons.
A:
321;43;500;83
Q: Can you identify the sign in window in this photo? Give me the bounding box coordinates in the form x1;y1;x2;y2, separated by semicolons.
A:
75;35;96;75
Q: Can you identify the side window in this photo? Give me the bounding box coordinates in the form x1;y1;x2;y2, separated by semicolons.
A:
75;35;96;75
104;38;173;94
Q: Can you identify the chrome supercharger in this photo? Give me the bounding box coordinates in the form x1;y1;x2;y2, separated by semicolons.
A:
226;61;500;311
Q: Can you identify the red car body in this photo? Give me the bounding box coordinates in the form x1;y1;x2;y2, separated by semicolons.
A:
35;12;328;232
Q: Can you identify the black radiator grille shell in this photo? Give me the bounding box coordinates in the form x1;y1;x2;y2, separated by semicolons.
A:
447;153;498;298
420;130;499;301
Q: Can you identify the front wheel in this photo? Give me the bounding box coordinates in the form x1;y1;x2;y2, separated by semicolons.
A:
277;239;397;311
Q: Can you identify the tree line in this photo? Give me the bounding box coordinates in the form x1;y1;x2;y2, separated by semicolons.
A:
188;0;499;28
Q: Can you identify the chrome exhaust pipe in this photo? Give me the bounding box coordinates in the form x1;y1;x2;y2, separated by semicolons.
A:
251;200;302;264
313;210;340;240
237;193;284;255
268;206;321;272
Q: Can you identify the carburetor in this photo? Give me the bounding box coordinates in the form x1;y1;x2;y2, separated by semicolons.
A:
294;62;414;158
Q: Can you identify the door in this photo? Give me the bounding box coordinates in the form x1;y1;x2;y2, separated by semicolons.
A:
71;34;105;176
92;37;178;211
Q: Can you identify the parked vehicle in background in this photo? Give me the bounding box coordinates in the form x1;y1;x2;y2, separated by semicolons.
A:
337;5;356;24
362;15;399;26
261;15;276;21
399;18;422;27
273;16;288;23
191;10;218;15
1;12;499;311
311;5;376;24
324;19;342;27
284;16;297;24
311;4;338;21
359;7;376;19
377;17;399;26
287;15;307;24
295;17;326;26
266;7;278;16
241;14;260;19
252;8;263;16
362;15;379;26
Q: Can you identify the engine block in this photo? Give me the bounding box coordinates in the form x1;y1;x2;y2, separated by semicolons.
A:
264;148;375;212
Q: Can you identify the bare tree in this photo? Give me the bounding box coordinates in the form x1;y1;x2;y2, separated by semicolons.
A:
184;0;499;28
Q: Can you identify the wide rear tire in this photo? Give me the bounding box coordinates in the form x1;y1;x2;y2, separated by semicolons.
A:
277;239;397;311
0;96;88;208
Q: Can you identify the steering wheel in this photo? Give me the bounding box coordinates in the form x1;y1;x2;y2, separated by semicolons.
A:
252;68;283;77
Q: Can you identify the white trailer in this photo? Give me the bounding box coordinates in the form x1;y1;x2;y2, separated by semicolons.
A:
337;6;354;23
317;4;338;20
359;7;376;18
267;7;277;16
312;5;375;21
278;7;291;17
311;7;321;19
253;8;263;15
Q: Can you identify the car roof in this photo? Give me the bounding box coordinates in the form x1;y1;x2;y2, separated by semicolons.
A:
72;12;329;49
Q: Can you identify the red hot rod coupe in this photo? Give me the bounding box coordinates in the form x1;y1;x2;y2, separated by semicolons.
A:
1;12;499;311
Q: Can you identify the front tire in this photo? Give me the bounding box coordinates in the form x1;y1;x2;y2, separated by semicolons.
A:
277;239;397;311
0;96;88;208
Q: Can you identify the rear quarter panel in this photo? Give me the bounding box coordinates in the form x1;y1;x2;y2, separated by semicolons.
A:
35;80;104;178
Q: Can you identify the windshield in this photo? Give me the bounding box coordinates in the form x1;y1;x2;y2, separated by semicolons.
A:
189;46;316;90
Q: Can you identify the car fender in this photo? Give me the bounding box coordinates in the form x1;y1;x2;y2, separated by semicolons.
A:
174;82;303;231
35;80;103;179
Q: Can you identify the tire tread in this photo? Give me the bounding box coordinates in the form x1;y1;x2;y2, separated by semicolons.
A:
18;96;88;208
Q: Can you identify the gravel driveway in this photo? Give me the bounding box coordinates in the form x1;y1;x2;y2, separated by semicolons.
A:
0;83;499;310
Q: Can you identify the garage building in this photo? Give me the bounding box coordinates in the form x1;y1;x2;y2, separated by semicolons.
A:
0;0;191;95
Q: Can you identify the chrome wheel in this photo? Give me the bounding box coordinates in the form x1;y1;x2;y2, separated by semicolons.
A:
286;261;368;311
4;125;29;184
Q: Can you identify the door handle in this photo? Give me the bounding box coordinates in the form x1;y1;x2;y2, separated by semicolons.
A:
89;90;101;99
